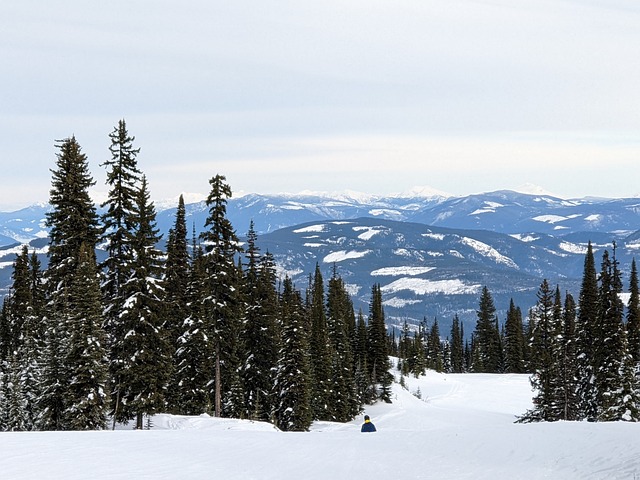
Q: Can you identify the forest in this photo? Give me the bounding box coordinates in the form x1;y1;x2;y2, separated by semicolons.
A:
1;120;639;432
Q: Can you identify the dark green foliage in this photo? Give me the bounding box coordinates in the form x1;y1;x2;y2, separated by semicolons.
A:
101;119;141;329
367;284;393;402
626;259;640;364
426;319;443;372
326;270;359;422
241;233;280;420
274;278;312;431
449;315;464;373
164;195;191;413
64;243;109;430
503;299;526;373
575;241;599;421
174;241;213;415
40;136;100;431
200;174;243;417
595;245;639;421
472;286;502;373
308;264;333;420
111;177;170;428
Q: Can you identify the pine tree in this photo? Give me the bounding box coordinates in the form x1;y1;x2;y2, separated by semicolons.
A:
64;243;109;430
558;292;579;421
596;245;639;421
242;237;280;421
626;258;640;365
274;278;312;431
326;269;358;422
472;286;501;372
174;238;212;415
199;174;243;417
111;176;170;428
367;284;392;403
426;319;443;372
101;119;141;334
163;195;191;413
40;136;100;430
575;241;599;421
308;264;333;420
450;315;464;373
504;299;526;373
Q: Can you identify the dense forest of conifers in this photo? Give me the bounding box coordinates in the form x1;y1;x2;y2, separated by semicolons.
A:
1;119;639;432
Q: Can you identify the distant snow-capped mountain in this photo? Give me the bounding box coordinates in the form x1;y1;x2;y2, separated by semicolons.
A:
2;189;640;332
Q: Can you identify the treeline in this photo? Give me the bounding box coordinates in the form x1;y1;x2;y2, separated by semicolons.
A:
0;120;392;432
392;242;640;422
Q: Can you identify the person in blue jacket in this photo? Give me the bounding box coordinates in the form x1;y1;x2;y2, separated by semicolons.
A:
360;415;377;432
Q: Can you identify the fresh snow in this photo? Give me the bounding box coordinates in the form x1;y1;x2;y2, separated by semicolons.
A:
322;250;372;263
381;277;481;295
459;237;518;269
370;266;436;276
2;365;639;479
293;224;326;233
353;226;386;240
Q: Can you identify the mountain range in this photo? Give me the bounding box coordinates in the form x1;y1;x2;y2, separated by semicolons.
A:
2;189;640;333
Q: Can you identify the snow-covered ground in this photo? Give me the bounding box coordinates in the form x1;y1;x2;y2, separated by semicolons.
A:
2;362;639;479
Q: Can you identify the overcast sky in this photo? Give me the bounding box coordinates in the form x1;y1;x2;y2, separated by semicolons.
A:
2;0;640;210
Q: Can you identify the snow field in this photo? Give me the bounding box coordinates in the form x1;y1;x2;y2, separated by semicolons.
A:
1;363;639;479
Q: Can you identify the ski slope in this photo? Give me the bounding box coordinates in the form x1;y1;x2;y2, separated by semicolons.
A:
1;361;639;479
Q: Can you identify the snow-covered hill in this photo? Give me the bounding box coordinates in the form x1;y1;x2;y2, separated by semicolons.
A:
2;363;638;479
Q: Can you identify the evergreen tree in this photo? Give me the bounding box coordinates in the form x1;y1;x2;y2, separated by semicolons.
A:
626;258;640;365
274;277;312;431
575;241;599;421
199;174;242;417
326;269;358;422
472;286;501;372
519;280;561;422
174;238;212;415
367;284;392;403
111;177;170;428
450;315;464;373
558;291;579;421
242;223;281;421
595;245;639;421
101;120;141;334
163;195;191;413
64;243;110;430
504;299;526;373
40;136;100;430
426;319;443;372
308;264;333;420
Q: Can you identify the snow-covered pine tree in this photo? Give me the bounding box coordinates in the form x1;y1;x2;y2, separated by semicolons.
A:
64;243;109;430
575;241;599;421
596;245;640;421
308;264;333;420
163;195;191;413
326;269;359;422
111;176;170;429
242;223;280;421
40;136;100;430
367;284;392;403
199;174;243;418
626;258;640;365
274;277;312;431
519;280;560;422
174;236;213;415
558;292;579;421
